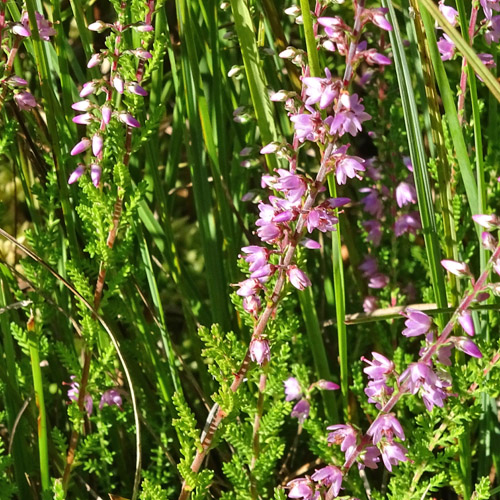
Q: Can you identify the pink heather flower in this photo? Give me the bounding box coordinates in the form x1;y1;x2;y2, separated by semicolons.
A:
291;399;310;423
360;188;383;217
363;296;378;314
87;53;102;68
441;259;471;277
65;376;93;415
335;155;365;184
365;379;393;409
14;91;37;110
485;16;500;44
290;107;324;143
90;164;102;188
134;22;154;32
454;337;482;358
364;49;392;66
274;169;307;204
362;220;382;246
316;380;340;391
481;0;500;19
260;142;280;154
118;113;140;128
302;68;340;109
458;311;475;336
359;256;378;277
12;23;31;37
328;93;371;137
300;238;321;249
18;12;56;40
72;113;94;125
113;76;125;94
438;1;459;26
368;273;389;289
482;231;497;251
101;105;112;125
358;446;381;470
242;295;261;317
127;82;148;96
362;352;394;381
284;377;302;401
363;7;393;31
287;478;314;500
437;34;455;61
6;76;28;87
249;338;270;365
240;246;269;273
132;48;153;59
92;134;103;157
99;389;122;410
311;465;342;497
380;441;408;472
287;265;311;290
236;278;262;297
68;165;85;184
394;212;421;236
402;362;449;411
368;413;405;444
402;309;432;337
80;81;97;98
306;206;338;233
327;424;358;453
472;214;500;229
395;181;417;207
70;138;91;156
72;100;92;112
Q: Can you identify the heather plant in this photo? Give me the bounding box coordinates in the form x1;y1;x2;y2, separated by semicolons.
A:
2;0;500;499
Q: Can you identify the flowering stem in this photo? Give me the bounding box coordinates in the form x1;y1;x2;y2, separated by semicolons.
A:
344;242;500;472
178;146;335;500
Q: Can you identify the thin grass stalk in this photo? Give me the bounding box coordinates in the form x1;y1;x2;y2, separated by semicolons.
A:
419;0;500;103
176;0;231;331
407;0;459;300
298;288;337;421
384;0;448;328
229;0;279;172
26;313;50;494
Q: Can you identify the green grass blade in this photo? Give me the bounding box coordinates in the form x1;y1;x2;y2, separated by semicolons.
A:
229;0;279;171
384;0;448;325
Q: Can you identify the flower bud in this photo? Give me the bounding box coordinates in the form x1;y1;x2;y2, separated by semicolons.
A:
133;22;154;32
72;100;92;112
126;82;148;96
6;76;28;87
112;76;124;94
88;20;109;32
101;105;112;125
87;53;102;68
454;337;482;358
80;81;97;98
70;138;91;156
316;380;340;391
472;214;500;230
68;165;85;184
72;113;94;125
92;134;103;157
118;113;140;128
90;164;102;188
14;91;36;110
441;259;471;277
287;265;311;290
482;231;497;251
458;311;475;336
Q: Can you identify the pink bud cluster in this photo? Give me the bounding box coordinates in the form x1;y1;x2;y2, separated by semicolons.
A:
68;13;153;188
0;9;55;111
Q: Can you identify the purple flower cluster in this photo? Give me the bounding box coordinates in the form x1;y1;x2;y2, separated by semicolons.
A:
65;376;123;414
68;16;152;187
0;10;55;112
437;0;500;61
283;377;339;423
